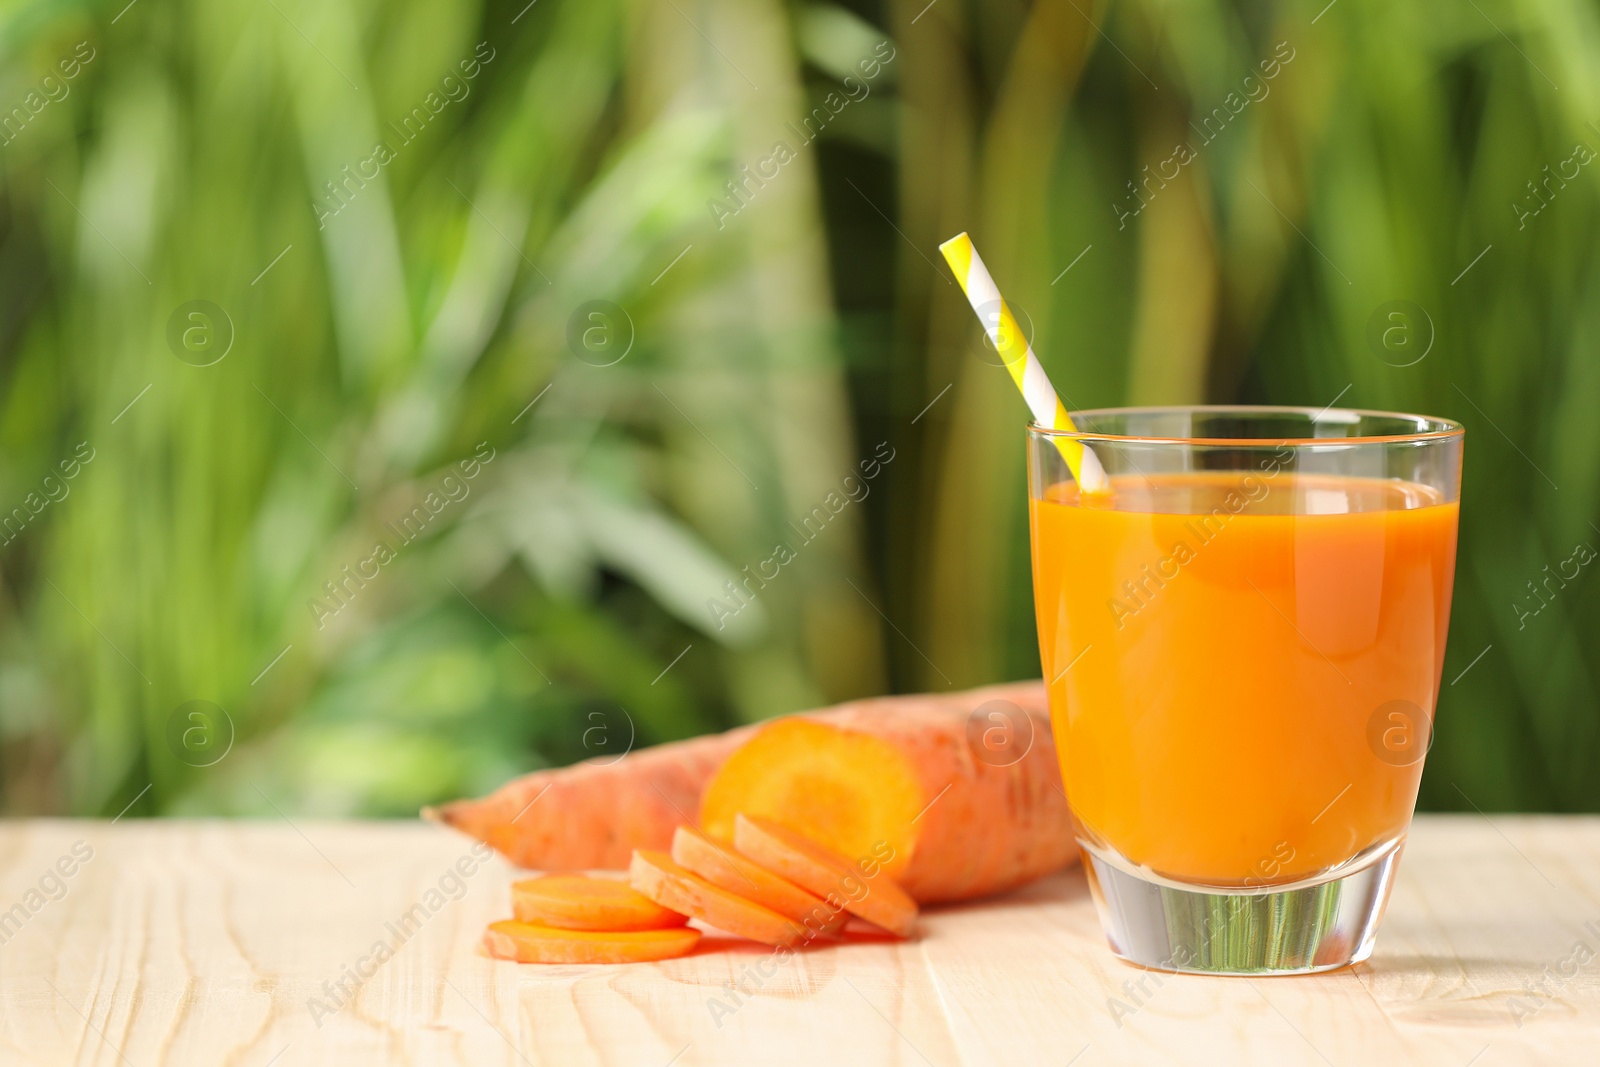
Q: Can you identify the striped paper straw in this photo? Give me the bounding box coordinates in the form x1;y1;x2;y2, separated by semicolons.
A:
938;232;1109;494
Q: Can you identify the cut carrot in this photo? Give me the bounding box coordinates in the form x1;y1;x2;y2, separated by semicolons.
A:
734;814;919;937
512;874;689;931
630;850;803;947
671;826;845;937
483;920;700;964
700;718;922;882
699;687;1074;903
432;681;1075;905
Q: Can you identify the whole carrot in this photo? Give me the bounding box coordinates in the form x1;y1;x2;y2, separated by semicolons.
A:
429;681;1077;903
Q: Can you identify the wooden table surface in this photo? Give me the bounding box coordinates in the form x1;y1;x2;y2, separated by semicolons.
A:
0;816;1596;1066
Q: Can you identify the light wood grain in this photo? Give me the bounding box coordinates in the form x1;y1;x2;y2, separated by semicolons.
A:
0;816;1596;1065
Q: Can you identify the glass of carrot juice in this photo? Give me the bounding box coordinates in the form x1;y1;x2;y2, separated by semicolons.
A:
1028;407;1463;974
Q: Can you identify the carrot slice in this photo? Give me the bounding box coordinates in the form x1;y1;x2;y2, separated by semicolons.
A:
512;874;689;931
733;814;918;937
629;850;803;947
699;718;922;882
671;826;845;937
483;920;700;964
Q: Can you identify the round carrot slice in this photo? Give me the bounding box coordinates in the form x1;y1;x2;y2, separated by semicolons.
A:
630;850;803;947
733;814;918;937
512;874;689;931
671;826;845;937
483;921;701;964
698;718;921;883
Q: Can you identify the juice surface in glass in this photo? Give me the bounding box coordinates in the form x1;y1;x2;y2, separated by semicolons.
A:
1031;470;1459;886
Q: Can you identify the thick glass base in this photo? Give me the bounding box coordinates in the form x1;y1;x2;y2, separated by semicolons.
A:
1080;836;1405;975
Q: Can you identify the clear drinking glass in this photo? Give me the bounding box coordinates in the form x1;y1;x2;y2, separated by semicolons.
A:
1027;407;1464;975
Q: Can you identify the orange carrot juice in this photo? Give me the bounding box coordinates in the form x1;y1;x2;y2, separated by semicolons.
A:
1031;471;1458;886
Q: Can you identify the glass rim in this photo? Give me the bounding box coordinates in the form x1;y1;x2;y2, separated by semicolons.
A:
1028;405;1465;446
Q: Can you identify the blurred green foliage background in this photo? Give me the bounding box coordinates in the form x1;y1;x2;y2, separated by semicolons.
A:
0;0;1595;817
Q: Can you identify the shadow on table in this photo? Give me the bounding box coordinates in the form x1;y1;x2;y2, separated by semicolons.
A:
922;864;1092;916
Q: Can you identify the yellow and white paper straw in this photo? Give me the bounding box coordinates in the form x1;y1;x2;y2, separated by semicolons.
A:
938;232;1109;495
